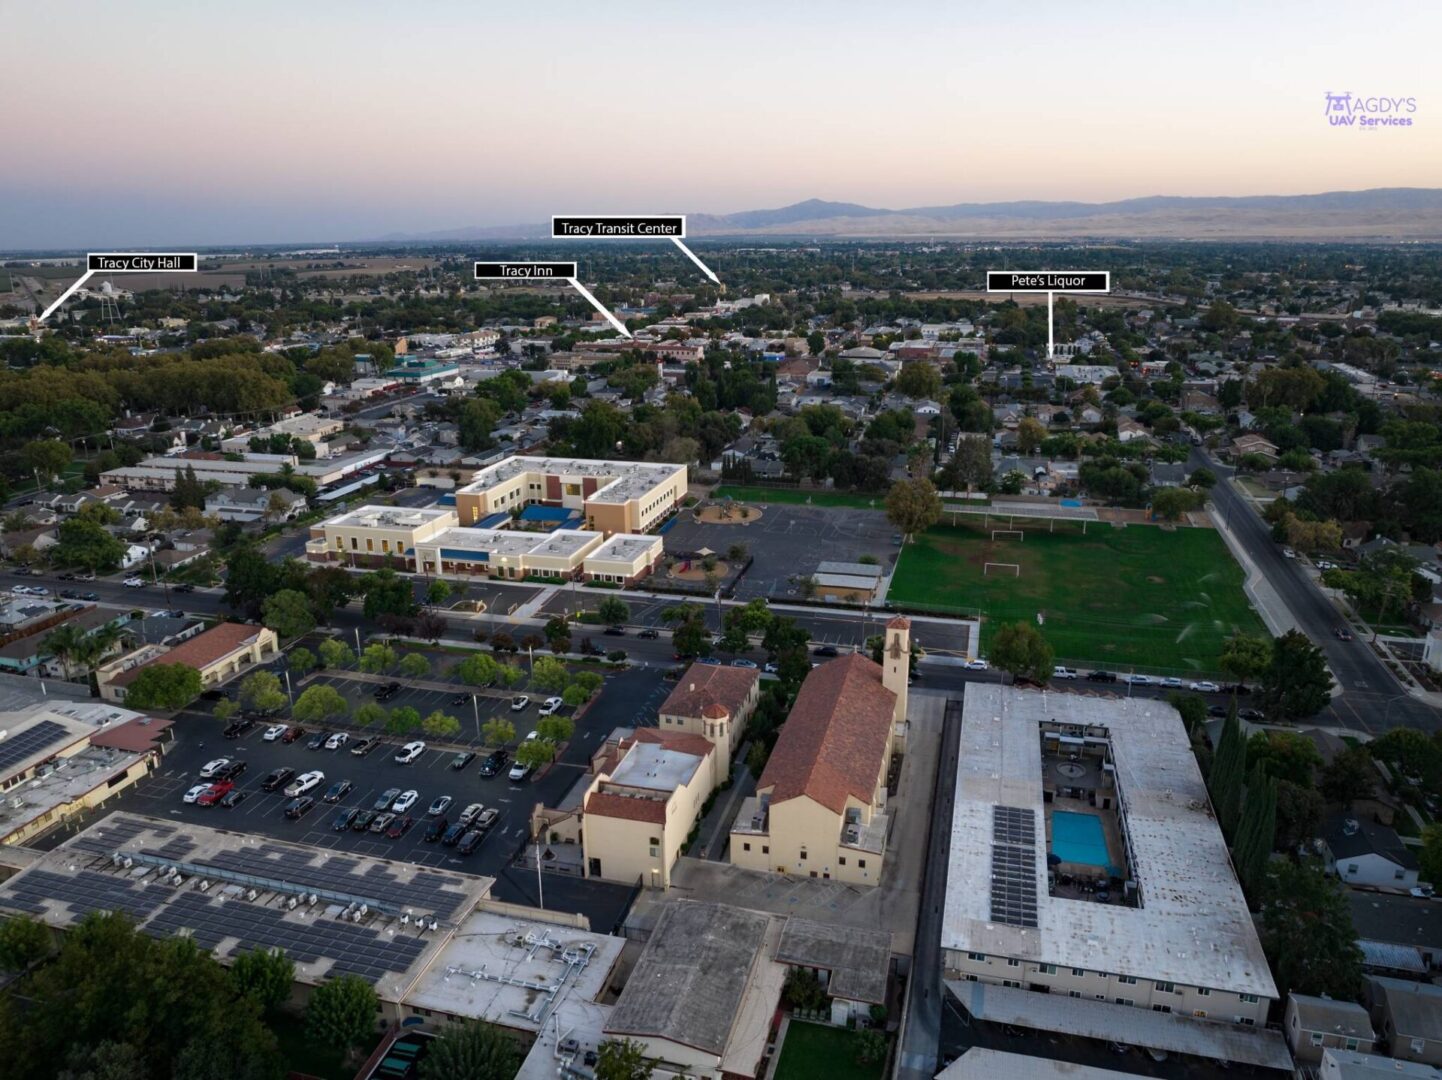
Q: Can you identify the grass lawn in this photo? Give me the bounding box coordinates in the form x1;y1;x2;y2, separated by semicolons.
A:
890;521;1265;675
713;485;885;511
773;1021;885;1080
269;1012;354;1080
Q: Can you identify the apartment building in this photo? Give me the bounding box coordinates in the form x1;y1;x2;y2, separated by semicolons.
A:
728;618;909;886
453;455;687;537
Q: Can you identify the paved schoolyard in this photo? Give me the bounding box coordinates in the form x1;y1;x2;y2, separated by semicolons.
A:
663;503;901;601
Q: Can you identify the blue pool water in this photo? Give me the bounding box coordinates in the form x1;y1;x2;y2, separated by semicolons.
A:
1060;498;1084;508
1051;810;1113;872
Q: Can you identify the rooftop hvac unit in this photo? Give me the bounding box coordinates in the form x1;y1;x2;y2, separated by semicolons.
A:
286;896;298;910
245;889;257;902
198;880;211;891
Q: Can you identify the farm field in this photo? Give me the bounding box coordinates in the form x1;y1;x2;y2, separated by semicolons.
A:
890;520;1265;675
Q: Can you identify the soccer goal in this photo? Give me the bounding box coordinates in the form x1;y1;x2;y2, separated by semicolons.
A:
991;529;1024;542
984;562;1021;577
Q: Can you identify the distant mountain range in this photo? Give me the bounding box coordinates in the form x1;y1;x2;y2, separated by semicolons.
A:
376;188;1442;242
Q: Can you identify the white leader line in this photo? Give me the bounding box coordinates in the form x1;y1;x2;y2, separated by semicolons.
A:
38;268;95;323
567;278;632;339
670;237;720;284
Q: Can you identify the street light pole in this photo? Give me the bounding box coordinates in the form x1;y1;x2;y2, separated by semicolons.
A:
535;838;545;910
472;694;480;742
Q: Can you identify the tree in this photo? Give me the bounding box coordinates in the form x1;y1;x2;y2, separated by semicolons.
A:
482;717;516;746
895;361;942;400
51;517;126;573
537;715;575;744
306;974;378;1057
854;1028;888;1066
530;656;570;693
0;915;51;970
398;652;431;678
885;477;942;540
594;1039;651;1080
223;544;279;619
543;617;572;653
596;597;630;626
261;589;316;639
419;1020;521;1080
362;568;417;620
318;638;355;669
1369;728;1442;789
359;643;398;673
230;947;294;1014
425;579;452;607
1232;763;1277;898
1219;632;1272;694
1016;417;1047;455
21;438;73;481
421;710;462;738
1259;859;1363;999
292;684;348;724
1275;779;1325;851
1320;746;1374;808
456;653;501;687
570;670;603;700
940;436;993;494
287;647;317;676
990;621;1055;684
122;663;202;710
1151;486;1202;522
1245;730;1323;787
354;702;387;728
663;603;711;659
1261;630;1333;724
238;670;286;714
1188;467;1217;489
1209;707;1246;839
516;736;556;771
213;698;239;722
385;706;420;735
1166;692;1207;734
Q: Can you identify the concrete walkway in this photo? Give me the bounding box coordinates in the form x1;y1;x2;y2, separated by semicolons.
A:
691;750;756;861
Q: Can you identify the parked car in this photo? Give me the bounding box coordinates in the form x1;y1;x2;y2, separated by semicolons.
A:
306;730;332;750
123;577;145;587
283;796;315;819
322;780;353;803
479;749;509;777
730;658;758;669
284;771;325;798
1125;674;1153;685
351;736;380;756
325;731;349;750
386;816;415;839
373;681;401;701
459;802;485;827
351;809;378;831
394;740;426;764
199;757;231;779
763;662;779;674
391;789;419;813
508;759;532;782
217;760;247;781
281;726;305;744
1282;547;1297;559
1086;670;1118;683
1335;626;1354;641
369;812;396;834
538;697;563;716
1052;667;1078;680
427;795;452;817
222;719;255;739
332;807;360;831
964;658;989;671
262;724;287;741
173;583;196;593
261;767;295;792
696;656;721;666
424;816;450;842
450;750;476;771
1189;681;1220;693
442;823;467;846
1161;676;1183;688
374;787;402;810
637;628;659;639
450;693;469;707
196;781;234;806
603;625;626;636
510;695;530;712
457;829;485;855
220;789;248;809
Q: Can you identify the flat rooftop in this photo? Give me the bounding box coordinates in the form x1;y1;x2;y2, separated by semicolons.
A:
943;685;1275;1000
589;534;660;562
0;705;94;783
321;504;457;530
609;741;704;793
419;527;593;561
405;907;621;1038
938;1048;1155;1080
459;455;683;505
774;917;891;1005
0;812;493;1002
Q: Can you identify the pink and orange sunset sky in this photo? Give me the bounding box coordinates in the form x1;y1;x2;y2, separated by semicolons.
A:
2;0;1439;247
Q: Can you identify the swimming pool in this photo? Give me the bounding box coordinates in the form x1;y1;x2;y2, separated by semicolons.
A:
1051;810;1112;872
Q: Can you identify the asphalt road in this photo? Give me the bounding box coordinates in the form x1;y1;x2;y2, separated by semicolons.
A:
1199;449;1441;734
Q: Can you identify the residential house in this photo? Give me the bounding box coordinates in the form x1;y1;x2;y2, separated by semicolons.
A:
1231;433;1279;462
1322;813;1420;890
1350;893;1442;971
1284;993;1376;1066
205;487;307;523
1369;977;1442;1066
1319;1048;1441;1079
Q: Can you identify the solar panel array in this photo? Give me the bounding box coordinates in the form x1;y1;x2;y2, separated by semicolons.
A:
148;891;428;984
70;816;177;857
990;805;1039;928
0;868;162;922
0;720;71;774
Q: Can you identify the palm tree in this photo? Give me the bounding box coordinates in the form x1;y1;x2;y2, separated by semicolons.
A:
41;624;88;681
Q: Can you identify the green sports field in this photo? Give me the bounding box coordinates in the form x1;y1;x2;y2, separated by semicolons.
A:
712;485;886;510
890;521;1265;675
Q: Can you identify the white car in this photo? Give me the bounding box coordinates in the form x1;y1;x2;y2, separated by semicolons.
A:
283;770;324;797
1161;676;1183;688
510;696;530;712
28;586;48;595
508;759;533;782
325;731;349;750
1188;680;1220;693
964;658;989;671
183;783;210;804
1282;548;1297;559
394;740;426;764
124;577;145;587
1126;674;1153;685
538;697;564;716
392;789;419;813
199;757;231;779
11;585;33;595
262;724;287;741
459;802;485;827
1052;667;1078;680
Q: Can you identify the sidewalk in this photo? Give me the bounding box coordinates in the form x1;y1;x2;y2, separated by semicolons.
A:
1209;487;1299;637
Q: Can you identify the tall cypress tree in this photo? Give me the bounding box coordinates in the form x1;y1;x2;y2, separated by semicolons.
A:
1210;707;1246;839
1234;762;1279;902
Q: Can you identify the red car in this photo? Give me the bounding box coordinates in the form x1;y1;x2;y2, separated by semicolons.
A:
385;815;415;839
196;780;235;806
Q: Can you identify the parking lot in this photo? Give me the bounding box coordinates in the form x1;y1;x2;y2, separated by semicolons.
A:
662;503;901;601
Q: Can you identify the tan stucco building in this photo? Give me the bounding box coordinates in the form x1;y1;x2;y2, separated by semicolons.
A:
306;505;459;567
657;663;761;778
453;455;686;537
98;622;279;702
728;618;909;887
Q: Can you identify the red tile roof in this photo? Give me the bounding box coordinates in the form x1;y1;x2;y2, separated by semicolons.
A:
660;664;758;721
585;790;667;824
91;716;174;752
634;727;714;759
757;654;894;815
111;622;267;686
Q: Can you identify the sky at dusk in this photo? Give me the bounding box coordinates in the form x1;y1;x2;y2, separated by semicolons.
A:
2;0;1439;248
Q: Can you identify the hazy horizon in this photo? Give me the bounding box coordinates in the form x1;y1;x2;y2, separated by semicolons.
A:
3;0;1438;247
